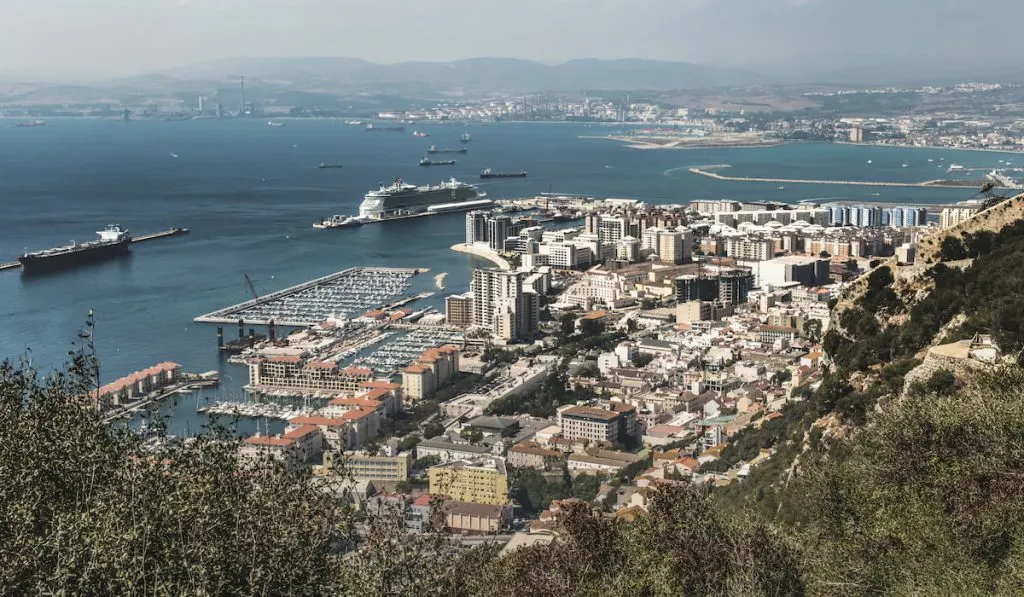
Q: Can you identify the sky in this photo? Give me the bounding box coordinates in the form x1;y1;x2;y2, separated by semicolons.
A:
1;0;1020;79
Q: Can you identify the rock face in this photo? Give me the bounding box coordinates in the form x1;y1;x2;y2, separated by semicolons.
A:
917;193;1024;264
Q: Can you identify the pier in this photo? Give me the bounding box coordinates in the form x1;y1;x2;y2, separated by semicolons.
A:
131;227;189;244
688;165;982;189
194;266;430;326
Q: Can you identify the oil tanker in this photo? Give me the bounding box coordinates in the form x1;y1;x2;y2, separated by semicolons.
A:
18;225;132;273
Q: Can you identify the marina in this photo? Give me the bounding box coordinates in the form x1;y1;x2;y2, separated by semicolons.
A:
350;327;465;377
199;400;316;421
194;266;427;326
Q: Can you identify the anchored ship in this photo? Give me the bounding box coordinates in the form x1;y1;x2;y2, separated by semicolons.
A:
460;133;472;143
420;157;456;166
15;119;46;128
413;130;429;137
426;145;467;154
480;168;527;179
358;178;481;219
18;224;132;273
318;162;344;169
366;123;405;132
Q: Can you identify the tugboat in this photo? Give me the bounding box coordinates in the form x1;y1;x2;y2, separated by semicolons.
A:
460;133;472;143
427;145;467;154
420;157;456;166
480;168;527;179
18;224;132;273
318;162;344;169
313;215;363;229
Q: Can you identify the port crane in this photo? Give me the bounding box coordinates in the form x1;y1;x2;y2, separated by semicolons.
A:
244;274;260;299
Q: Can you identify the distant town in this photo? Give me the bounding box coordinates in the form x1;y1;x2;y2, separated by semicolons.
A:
5;78;1024;157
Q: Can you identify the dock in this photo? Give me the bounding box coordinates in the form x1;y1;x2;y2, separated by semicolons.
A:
131;227;189;244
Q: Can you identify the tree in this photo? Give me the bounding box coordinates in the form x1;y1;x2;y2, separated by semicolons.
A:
413;455;442;470
398;435;421;452
819;250;831;258
395;480;413;494
559;313;576;338
422;421;445;439
460;427;484;445
0;355;350;595
579;318;605;338
804;319;823;344
632;353;654;368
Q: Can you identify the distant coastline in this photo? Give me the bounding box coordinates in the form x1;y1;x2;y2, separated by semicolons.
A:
579;134;787;150
838;141;1024;156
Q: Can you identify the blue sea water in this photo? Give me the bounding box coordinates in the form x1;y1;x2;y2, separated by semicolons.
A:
0;119;1005;434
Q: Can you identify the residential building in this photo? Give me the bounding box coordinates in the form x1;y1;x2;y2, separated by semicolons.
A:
507;441;566;470
241;425;324;473
558;405;622;444
471;269;539;340
445;292;474;327
247;357;372;394
345;451;413;482
402;345;460;401
416;438;492;463
465;210;488;244
428;457;509;505
98;362;183;405
940;206;979;228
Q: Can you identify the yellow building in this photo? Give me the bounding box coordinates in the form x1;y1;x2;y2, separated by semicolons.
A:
344;451;412;482
428;457;509;505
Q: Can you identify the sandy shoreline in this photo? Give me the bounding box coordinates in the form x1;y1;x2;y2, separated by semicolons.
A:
450;243;511;270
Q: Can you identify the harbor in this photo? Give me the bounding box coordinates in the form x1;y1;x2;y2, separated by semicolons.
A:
350;326;465;377
194;266;428;326
688;165;996;190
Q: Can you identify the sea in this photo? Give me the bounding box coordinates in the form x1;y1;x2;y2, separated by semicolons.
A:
0;118;1007;435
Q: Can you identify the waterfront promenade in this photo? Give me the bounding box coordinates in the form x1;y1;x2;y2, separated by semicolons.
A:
451;243;511;270
689;165;974;189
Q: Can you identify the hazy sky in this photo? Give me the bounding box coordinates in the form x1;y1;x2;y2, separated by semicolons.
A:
1;0;1019;77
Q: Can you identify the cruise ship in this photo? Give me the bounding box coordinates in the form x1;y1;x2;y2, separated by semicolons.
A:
358;178;481;219
18;224;132;273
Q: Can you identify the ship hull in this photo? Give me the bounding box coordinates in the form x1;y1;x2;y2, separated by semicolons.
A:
481;173;527;179
18;240;131;273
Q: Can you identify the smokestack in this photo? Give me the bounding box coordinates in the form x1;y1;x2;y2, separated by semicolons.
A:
217;327;224;348
238;319;245;340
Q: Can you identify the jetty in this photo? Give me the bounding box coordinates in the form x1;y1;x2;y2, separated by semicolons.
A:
131;227;189;244
689;165;980;189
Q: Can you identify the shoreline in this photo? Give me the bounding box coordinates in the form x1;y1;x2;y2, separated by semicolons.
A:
839;141;1024;156
579;134;787;151
450;243;511;270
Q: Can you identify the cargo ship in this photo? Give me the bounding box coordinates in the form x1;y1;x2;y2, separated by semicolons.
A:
366;123;405;132
18;224;132;273
318;162;344;169
359;178;481;219
427;145;467;154
15;119;46;128
413;130;429;137
480;168;527;179
420;157;456;167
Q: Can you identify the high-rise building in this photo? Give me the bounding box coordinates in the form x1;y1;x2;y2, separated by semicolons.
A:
674;275;719;303
598;216;627;246
198;95;207;113
658;230;691;264
487;216;512;251
725;238;774;261
471;269;539;340
718;270;753;305
465;211;488;244
940;206;979;228
445;292;474;327
849;126;864;143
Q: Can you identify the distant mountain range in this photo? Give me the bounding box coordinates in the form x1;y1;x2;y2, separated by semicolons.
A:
153;57;770;94
0;58;771;106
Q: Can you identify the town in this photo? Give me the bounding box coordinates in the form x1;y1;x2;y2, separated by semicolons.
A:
89;189;1001;546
